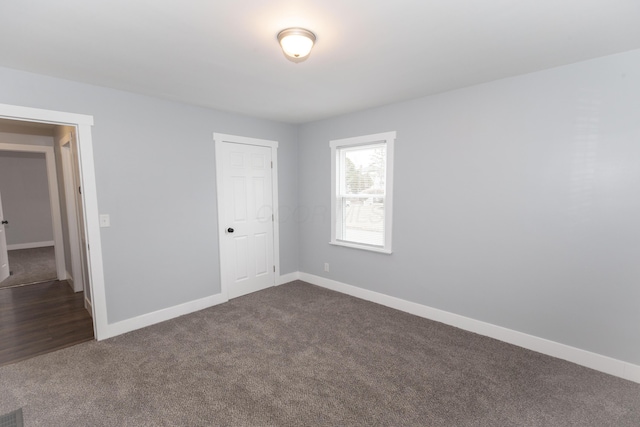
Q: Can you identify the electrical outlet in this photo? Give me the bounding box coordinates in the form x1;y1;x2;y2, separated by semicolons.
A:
324;262;330;272
99;214;111;228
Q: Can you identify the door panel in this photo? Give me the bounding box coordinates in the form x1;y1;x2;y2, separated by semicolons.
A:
0;192;10;283
220;142;275;299
234;236;249;281
255;233;267;275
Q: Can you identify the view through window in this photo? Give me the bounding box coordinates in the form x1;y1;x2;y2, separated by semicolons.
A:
330;132;395;253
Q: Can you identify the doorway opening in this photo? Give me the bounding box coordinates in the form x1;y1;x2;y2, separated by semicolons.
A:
0;103;107;364
0;150;57;288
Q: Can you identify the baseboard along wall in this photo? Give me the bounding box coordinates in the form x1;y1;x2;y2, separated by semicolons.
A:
277;271;301;286
7;241;55;250
101;271;298;339
98;270;639;384
85;297;93;318
294;272;640;384
100;293;228;340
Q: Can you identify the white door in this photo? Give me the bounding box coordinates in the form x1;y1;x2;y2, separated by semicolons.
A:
218;141;275;299
0;191;10;283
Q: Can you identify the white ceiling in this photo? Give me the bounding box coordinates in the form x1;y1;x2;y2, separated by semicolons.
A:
1;1;639;123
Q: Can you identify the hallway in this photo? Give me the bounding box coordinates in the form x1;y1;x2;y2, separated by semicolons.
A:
0;280;93;366
0;247;56;289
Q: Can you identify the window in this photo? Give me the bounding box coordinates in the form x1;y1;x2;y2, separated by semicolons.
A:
330;131;395;254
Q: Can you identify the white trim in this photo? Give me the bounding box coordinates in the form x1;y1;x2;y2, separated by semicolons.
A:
66;270;74;290
329;131;396;148
298;272;640;384
0;103;106;341
101;293;228;340
214;133;278;150
277;271;300;285
329;240;392;254
329;131;395;254
0;142;67;280
213;133;280;300
624;363;640;383
75;122;107;339
7;240;54;250
271;144;281;286
85;296;92;318
214;139;226;297
0;104;93;126
60;134;84;293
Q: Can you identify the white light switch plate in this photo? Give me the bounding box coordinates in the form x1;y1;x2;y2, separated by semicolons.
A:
99;214;111;228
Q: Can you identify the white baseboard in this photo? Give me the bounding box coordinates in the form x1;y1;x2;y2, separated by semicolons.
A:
7;240;54;250
100;293;228;340
298;272;640;384
65;271;77;292
277;271;300;285
625;363;640;383
100;274;297;340
85;297;92;318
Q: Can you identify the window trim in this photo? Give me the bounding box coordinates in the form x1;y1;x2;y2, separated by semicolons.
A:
329;131;395;254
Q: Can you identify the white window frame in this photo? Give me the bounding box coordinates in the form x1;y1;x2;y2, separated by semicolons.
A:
330;131;395;254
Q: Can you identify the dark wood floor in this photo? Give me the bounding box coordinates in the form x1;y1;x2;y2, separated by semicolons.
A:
0;280;94;366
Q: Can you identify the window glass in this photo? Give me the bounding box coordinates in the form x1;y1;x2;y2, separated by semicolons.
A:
330;132;395;253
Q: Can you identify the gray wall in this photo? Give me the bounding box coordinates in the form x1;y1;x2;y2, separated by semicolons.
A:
0;66;299;324
297;49;640;365
2;49;638;367
0;150;54;246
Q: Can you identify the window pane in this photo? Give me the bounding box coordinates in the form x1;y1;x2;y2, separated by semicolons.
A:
338;143;386;247
341;145;386;196
341;197;385;246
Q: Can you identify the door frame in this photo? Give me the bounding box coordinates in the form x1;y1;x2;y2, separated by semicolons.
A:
0;143;67;281
59;134;84;294
0;192;9;282
213;133;280;300
0;103;107;340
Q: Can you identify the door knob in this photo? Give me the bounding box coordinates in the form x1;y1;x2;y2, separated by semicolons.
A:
227;227;234;233
1;220;7;225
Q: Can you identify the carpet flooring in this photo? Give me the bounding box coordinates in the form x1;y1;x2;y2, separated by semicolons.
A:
0;247;56;289
0;281;638;426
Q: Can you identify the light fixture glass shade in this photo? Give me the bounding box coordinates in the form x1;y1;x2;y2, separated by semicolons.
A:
278;28;316;59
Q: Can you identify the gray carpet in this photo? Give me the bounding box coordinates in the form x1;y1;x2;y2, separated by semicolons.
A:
0;281;638;426
0;247;56;289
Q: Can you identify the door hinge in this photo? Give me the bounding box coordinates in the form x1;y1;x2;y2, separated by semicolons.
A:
271;161;273;169
273;266;275;272
272;214;274;221
78;186;82;195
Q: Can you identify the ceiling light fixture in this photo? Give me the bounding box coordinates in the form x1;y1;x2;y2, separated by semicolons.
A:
277;28;316;60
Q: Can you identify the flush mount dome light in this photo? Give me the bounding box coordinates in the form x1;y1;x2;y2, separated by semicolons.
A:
277;28;316;59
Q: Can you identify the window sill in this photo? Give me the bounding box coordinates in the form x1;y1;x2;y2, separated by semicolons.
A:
329;240;392;254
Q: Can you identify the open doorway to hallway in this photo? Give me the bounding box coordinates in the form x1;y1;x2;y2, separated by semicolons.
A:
0;148;57;289
0;118;94;365
1;247;57;289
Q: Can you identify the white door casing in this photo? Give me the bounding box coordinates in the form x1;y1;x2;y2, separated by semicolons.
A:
0;143;66;281
0;103;106;340
0;192;10;283
69;132;92;310
60;133;85;294
214;133;279;300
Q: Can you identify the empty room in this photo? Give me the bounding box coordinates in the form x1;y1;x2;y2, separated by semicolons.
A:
0;1;639;426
